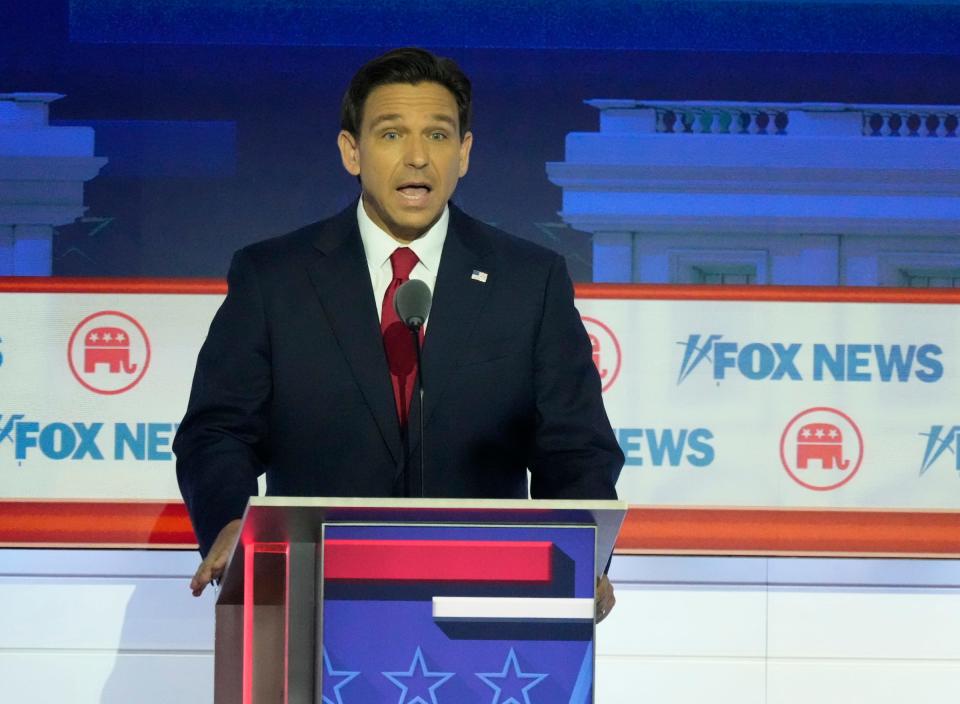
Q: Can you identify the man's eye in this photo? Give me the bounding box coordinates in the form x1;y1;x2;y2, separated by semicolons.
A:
383;131;400;140
429;131;447;140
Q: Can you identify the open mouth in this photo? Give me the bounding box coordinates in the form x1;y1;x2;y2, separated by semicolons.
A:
397;183;432;201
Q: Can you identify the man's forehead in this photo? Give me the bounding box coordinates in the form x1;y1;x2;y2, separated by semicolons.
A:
363;82;459;124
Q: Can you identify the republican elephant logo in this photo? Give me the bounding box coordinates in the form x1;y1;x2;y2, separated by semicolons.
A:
588;333;608;380
68;311;151;395
780;407;864;491
795;422;850;470
580;316;622;392
83;326;138;374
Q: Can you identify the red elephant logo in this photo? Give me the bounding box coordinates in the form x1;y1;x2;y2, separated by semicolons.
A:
795;422;849;470
589;333;608;379
84;326;138;374
69;311;151;395
780;407;864;491
580;316;622;392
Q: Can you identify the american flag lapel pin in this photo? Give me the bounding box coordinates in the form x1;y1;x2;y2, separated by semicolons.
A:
470;270;489;283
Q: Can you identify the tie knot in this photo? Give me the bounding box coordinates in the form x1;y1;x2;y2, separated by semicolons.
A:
390;247;420;280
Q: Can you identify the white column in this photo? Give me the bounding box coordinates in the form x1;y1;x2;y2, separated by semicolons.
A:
593;232;634;282
797;236;840;286
0;93;107;276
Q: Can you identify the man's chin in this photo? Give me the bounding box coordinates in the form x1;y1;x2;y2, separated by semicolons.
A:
387;212;443;242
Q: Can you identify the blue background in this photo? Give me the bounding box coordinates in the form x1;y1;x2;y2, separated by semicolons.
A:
3;0;958;279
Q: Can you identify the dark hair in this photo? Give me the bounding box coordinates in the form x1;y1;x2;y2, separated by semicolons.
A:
340;47;472;139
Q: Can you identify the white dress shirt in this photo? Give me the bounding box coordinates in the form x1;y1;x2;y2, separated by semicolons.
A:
356;199;447;324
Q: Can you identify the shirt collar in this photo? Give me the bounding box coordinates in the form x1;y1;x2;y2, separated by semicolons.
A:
356;198;448;276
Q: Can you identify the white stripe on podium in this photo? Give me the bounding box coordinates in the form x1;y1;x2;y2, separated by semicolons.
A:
432;597;594;621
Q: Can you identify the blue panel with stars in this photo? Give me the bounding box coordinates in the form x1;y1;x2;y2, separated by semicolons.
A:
320;524;596;703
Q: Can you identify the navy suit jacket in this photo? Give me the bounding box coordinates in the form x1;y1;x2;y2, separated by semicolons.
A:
174;202;623;556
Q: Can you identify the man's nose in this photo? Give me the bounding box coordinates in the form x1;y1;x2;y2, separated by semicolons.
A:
405;138;429;168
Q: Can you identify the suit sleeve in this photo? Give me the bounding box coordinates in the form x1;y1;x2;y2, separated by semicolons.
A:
174;249;272;556
528;255;624;500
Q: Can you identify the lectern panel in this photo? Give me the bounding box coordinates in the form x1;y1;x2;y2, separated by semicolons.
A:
215;498;625;703
319;523;597;704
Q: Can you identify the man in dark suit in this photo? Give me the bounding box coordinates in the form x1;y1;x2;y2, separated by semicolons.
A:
174;48;623;619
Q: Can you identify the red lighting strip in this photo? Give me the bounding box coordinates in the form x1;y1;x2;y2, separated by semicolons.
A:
284;544;291;704
1;501;958;557
574;282;960;304
0;277;226;294
617;507;960;557
241;542;290;704
243;543;254;704
323;539;553;582
2;277;960;304
0;500;196;547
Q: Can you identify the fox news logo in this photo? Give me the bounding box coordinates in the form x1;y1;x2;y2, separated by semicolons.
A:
676;334;942;384
919;426;960;476
616;427;714;467
0;414;178;462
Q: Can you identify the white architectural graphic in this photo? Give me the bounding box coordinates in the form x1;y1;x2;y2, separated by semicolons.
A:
0;93;107;275
548;101;960;286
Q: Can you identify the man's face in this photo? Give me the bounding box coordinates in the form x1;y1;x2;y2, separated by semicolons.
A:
338;81;473;243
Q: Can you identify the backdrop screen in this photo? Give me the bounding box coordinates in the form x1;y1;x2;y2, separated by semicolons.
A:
4;0;959;279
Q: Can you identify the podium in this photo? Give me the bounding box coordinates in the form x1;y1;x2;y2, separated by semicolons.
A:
215;497;626;704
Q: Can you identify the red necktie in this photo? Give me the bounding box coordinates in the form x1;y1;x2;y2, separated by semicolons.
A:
381;247;421;425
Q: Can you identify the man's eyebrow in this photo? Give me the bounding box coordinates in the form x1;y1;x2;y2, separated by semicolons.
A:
368;113;403;130
367;113;458;130
428;114;457;128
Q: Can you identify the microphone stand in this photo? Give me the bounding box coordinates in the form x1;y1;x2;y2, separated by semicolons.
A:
409;324;425;498
395;278;431;498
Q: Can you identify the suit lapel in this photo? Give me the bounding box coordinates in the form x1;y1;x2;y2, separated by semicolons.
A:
407;205;495;463
304;207;403;466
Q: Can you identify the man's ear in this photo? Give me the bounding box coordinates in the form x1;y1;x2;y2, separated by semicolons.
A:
337;130;361;176
458;131;473;178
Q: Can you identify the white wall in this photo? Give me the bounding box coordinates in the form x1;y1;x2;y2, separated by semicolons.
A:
599;556;960;704
0;550;216;704
1;550;957;703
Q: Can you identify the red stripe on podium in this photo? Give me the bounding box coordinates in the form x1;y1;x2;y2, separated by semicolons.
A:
323;539;553;582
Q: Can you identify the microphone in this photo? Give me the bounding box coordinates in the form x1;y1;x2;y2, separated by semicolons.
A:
394;279;432;498
394;279;432;330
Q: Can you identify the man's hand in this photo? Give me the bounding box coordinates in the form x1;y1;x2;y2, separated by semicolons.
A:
190;519;243;597
595;574;616;623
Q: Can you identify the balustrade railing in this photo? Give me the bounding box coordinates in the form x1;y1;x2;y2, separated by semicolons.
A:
587;100;960;138
656;107;789;135
863;110;959;138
